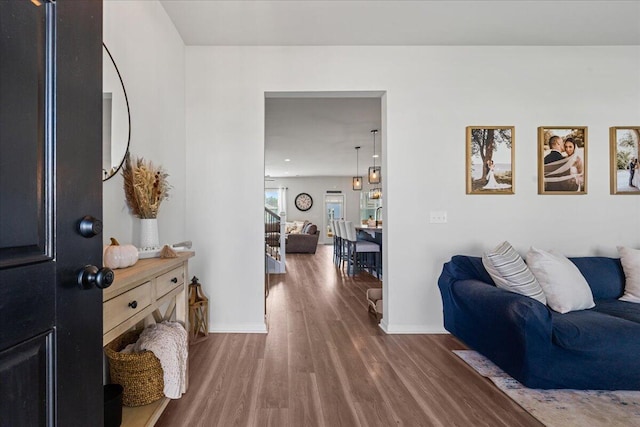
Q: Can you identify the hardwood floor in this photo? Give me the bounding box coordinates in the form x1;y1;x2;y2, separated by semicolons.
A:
156;245;542;427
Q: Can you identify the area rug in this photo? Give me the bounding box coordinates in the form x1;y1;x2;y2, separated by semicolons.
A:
453;350;640;427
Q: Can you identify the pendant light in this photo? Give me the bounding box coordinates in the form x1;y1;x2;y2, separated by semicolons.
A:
352;146;362;191
368;129;381;184
369;187;382;200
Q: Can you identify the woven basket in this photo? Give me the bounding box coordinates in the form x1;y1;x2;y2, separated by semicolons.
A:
104;330;164;407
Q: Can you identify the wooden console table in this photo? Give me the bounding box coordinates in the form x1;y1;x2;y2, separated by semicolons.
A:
103;252;194;427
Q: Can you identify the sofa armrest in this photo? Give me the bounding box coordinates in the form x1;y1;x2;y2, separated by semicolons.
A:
285;232;320;253
440;278;553;379
451;279;552;339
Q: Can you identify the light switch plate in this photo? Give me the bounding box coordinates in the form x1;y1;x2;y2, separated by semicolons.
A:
429;211;447;223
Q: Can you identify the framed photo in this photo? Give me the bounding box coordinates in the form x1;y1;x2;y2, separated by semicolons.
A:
610;127;640;194
465;126;515;195
538;127;587;195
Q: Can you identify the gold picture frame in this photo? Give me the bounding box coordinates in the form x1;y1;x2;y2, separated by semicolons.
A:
465;126;515;195
538;126;587;195
610;127;640;195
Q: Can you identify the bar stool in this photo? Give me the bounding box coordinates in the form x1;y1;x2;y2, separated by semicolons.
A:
344;221;380;276
333;219;344;267
331;219;339;265
337;220;349;270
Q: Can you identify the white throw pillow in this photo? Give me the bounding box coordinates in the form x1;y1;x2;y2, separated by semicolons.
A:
525;247;595;314
482;241;546;304
617;246;640;303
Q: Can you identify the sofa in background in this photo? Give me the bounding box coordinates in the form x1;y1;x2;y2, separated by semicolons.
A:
285;223;319;254
438;255;640;390
264;221;320;254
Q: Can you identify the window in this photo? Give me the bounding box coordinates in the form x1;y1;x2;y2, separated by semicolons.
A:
265;189;278;212
265;187;286;214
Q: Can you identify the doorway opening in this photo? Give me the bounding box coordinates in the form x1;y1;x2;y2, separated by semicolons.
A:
263;91;387;327
324;193;344;243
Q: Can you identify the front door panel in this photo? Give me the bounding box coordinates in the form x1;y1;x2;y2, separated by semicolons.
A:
0;332;53;427
0;1;103;425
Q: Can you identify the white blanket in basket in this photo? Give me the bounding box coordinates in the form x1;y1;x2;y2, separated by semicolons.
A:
134;321;188;399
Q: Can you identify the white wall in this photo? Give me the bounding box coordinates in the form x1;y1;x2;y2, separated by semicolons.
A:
267;176;362;244
103;1;186;248
186;46;640;334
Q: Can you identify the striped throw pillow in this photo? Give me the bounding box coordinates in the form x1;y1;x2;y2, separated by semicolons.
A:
482;241;547;304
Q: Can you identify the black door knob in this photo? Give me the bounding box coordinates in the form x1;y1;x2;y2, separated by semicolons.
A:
77;265;114;289
78;215;103;238
128;301;138;309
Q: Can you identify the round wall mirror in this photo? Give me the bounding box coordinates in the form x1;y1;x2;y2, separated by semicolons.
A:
102;43;130;181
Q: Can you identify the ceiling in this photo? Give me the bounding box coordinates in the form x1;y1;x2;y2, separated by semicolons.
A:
159;0;640;178
160;1;640;47
265;96;382;178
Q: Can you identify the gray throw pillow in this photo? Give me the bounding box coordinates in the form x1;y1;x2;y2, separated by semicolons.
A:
482;241;547;304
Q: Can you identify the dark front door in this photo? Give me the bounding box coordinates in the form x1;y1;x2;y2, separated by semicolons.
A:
0;1;104;425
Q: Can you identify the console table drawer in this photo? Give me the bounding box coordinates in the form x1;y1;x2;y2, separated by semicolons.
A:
156;266;184;298
104;281;152;334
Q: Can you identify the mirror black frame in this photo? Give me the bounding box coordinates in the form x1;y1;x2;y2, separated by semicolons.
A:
103;42;131;181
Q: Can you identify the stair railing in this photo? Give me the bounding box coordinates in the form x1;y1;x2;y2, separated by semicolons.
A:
264;208;286;268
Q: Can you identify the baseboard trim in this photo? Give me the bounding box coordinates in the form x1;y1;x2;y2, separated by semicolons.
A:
209;323;268;334
379;319;390;333
379;323;448;334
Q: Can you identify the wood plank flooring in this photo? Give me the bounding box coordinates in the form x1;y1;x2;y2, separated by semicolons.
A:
156;245;542;427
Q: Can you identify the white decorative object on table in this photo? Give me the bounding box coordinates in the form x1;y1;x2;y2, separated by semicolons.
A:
122;153;171;253
103;237;138;269
139;218;160;250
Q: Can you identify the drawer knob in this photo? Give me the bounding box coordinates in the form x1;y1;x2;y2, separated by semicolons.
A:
128;301;138;309
171;277;178;283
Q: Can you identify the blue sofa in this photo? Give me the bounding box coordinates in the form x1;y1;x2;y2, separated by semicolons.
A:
438;255;640;390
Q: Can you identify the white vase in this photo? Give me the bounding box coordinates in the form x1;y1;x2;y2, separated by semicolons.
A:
139;218;160;249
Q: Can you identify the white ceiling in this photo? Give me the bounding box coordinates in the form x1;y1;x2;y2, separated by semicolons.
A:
159;0;640;177
265;96;382;178
161;0;640;47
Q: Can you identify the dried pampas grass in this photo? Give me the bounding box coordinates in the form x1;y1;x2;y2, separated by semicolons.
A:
122;153;170;219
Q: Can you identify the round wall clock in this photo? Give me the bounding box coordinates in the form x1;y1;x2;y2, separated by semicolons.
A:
294;193;313;211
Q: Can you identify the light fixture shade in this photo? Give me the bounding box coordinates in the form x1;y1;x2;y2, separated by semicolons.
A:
369;187;382;199
352;176;363;191
368;166;381;184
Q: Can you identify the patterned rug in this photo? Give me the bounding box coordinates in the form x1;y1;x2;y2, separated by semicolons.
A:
453;350;640;427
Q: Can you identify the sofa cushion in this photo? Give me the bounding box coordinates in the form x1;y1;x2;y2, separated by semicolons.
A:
618;246;640;303
306;224;317;235
289;221;306;234
569;256;624;300
551;309;640;351
593;300;640;324
526;247;595;314
482;241;546;304
285;222;295;234
445;256;495;285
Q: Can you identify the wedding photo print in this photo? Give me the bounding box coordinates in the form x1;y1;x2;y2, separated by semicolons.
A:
610;127;640;194
466;126;514;195
538;127;587;195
